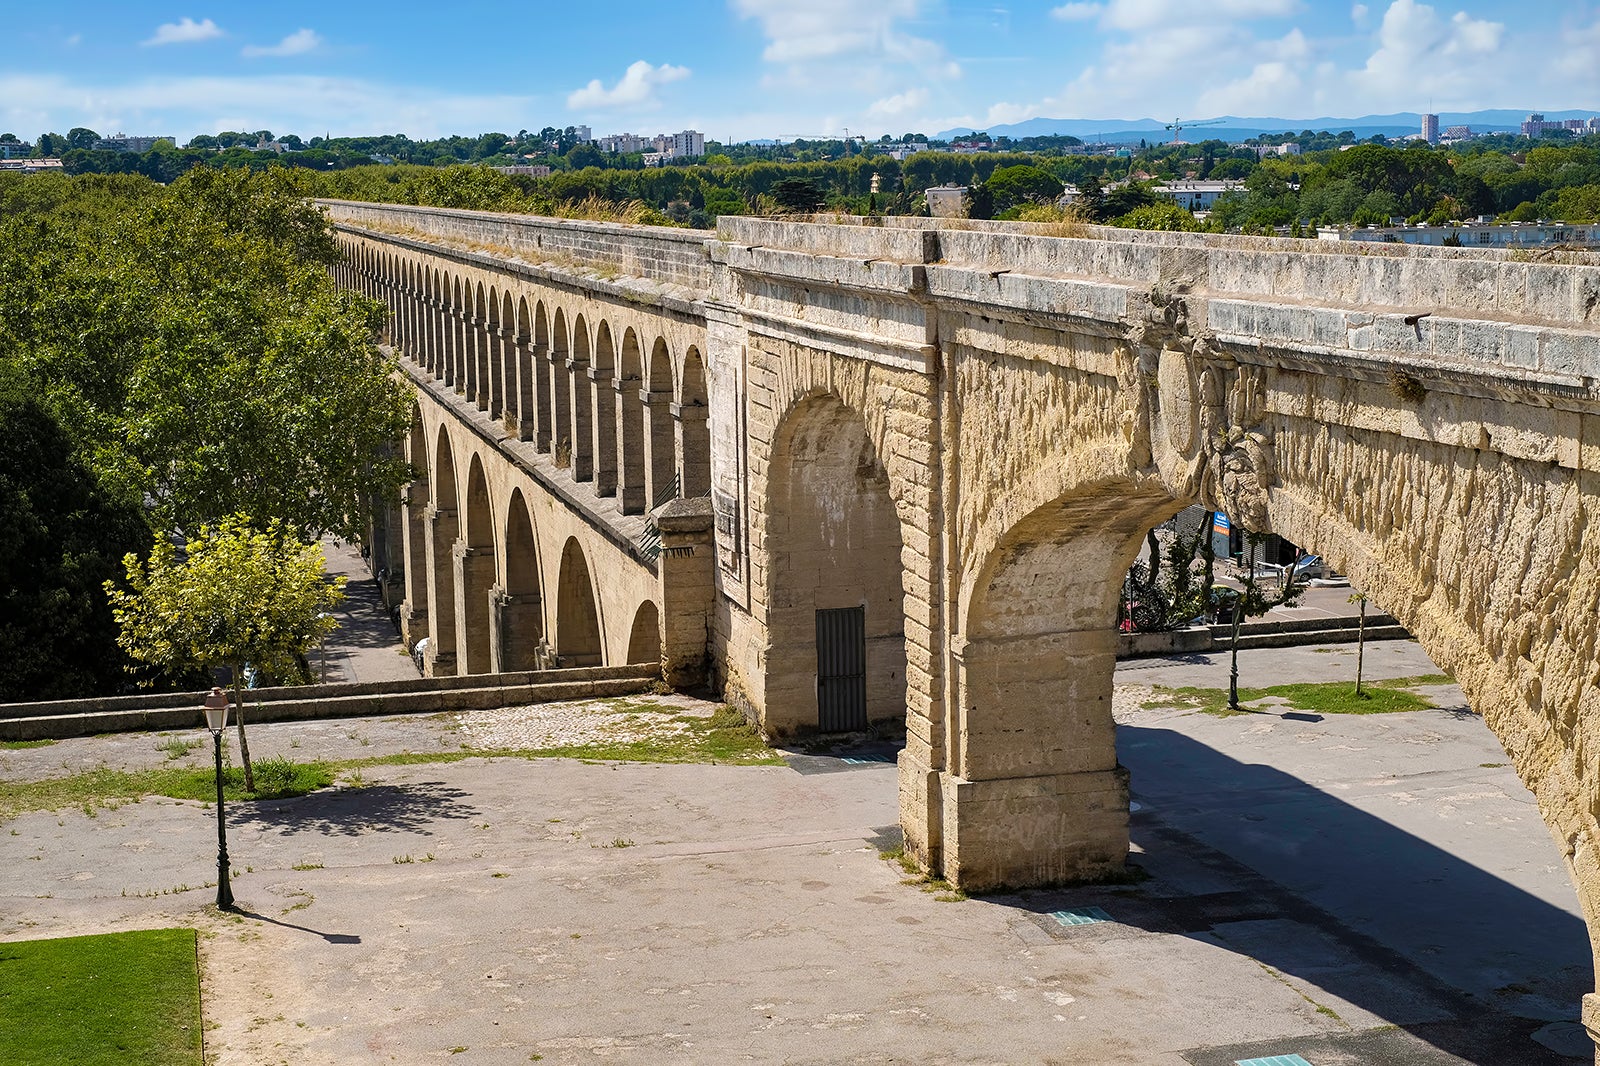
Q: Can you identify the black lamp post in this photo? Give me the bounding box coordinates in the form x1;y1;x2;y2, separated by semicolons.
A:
203;686;235;910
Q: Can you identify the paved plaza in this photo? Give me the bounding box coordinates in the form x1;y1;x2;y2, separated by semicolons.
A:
0;640;1591;1064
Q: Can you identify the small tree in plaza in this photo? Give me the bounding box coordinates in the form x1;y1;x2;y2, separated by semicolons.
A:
1225;530;1309;711
106;516;344;790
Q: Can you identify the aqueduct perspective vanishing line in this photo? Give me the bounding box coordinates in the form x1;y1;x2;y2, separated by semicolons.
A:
328;200;1600;1048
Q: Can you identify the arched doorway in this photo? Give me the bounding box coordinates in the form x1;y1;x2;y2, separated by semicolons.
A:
427;428;461;676
678;346;710;497
555;538;603;667
500;490;544;672
550;309;572;468
401;408;430;650
627;601;661;665
570;315;594;483
763;393;906;735
645;338;675;505
459;456;496;675
616;328;646;514
591;321;617;498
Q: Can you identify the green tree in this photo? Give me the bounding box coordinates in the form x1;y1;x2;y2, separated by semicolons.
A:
1075;174;1106;222
1225;532;1308;710
984;164;1063;213
770;177;824;212
0;381;149;700
106;516;344;790
1113;201;1202;231
966;181;995;220
0;167;414;542
1349;592;1369;695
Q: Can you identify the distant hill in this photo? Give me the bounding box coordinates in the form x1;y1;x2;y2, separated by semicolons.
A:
934;109;1599;144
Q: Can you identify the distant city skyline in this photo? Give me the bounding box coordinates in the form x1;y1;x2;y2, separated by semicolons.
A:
4;1;1598;144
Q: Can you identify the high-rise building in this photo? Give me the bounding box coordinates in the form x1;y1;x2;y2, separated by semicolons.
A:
1422;113;1439;145
670;130;705;158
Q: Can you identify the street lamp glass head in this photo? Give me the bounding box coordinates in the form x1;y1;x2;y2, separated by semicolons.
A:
203;687;230;733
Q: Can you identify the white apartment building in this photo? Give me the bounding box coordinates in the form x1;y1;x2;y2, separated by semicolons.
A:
598;133;649;154
94;134;174;153
1153;179;1246;212
669;130;704;158
1319;221;1600;249
1520;113;1600;137
598;129;705;159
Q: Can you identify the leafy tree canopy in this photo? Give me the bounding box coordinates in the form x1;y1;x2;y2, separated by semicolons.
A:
0;167;413;542
984;164;1063;213
106;515;344;787
0;372;149;700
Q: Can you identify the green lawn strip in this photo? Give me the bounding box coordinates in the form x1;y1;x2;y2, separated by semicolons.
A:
346;705;782;770
1;740;57;750
0;757;333;821
0;706;779;820
0;927;202;1066
1143;676;1441;717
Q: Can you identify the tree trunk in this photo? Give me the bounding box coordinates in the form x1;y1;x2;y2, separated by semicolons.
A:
1355;597;1367;695
231;663;255;793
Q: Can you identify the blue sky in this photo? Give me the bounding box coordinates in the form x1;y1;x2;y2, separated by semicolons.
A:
4;1;1598;143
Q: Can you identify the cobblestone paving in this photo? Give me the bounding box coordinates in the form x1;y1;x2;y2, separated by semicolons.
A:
453;693;715;749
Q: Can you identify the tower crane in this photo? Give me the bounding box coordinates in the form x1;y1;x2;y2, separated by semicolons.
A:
1163;117;1225;143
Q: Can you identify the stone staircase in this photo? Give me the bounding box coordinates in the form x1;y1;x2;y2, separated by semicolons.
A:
1117;613;1410;659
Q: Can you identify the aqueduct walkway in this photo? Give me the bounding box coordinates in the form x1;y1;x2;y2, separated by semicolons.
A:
327;200;1600;1052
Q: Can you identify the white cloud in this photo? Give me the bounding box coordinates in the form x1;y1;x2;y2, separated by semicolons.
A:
732;0;959;82
0;72;535;142
567;60;690;110
1051;2;1103;20
1193;28;1310;115
1351;3;1370;25
1345;0;1503;108
868;87;929;117
734;0;917;62
1097;0;1298;31
142;18;223;47
64;33;82;47
242;29;321;58
1551;15;1600;82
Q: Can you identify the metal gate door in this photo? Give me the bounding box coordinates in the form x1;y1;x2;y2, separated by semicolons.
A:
816;606;867;732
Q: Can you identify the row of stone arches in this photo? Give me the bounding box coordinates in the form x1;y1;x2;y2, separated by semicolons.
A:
336;239;710;515
399;408;662;678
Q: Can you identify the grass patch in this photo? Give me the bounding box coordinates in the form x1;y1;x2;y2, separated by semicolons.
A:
156;738;204;761
1144;676;1440;717
0;702;778;821
1;739;56;750
880;846;968;902
0;757;334;821
0;928;202;1066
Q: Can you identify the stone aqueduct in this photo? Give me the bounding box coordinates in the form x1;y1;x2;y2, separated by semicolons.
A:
327;200;1600;1043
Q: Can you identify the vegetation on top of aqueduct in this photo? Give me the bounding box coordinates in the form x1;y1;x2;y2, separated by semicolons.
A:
0;169;412;701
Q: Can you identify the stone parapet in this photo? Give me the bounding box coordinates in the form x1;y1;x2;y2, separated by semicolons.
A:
321;200;714;292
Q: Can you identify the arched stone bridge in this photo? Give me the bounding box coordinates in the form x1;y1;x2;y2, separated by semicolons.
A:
327;201;1600;1046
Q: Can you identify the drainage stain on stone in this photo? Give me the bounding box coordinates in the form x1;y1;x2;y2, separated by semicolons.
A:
1049;906;1113;926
